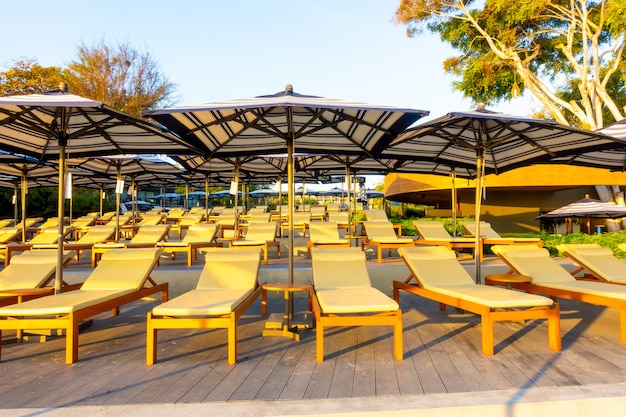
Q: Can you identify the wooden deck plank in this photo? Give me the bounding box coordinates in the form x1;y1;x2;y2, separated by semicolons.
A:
351;326;376;397
1;277;626;407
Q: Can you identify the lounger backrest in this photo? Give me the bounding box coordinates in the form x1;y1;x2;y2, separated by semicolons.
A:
558;244;625;282
215;213;237;226
328;212;349;224
29;228;62;244
310;206;326;215
183;223;218;243
0;227;21;243
243;223;276;241
491;245;575;283
326;203;340;212
130;225;169;244
196;248;261;290
81;248;162;291
249;212;271;223
462;221;501;239
139;215;164;226
178;215;202;226
0;250;74;290
364;210;388;222
413;221;452;240
292;212;311;224
311;247;371;290
398;246;475;288
309;222;340;241
363;221;397;240
76;226;116;244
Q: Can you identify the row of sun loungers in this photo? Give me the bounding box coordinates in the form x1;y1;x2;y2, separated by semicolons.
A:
5;239;626;366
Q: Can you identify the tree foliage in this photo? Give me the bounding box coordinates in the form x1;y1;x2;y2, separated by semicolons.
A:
63;40;178;117
395;0;626;129
0;40;178;118
0;58;64;96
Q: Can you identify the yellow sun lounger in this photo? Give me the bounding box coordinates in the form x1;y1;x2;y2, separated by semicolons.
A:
32;225;116;265
395;246;561;355
0;226;75;266
230;222;280;264
0;250;77;307
310;247;403;361
92;224;171;265
558;243;626;285
461;221;542;247
492;244;626;344
361;221;414;263
307;222;350;257
157;223;220;266
0;247;167;364
413;220;478;259
147;248;263;365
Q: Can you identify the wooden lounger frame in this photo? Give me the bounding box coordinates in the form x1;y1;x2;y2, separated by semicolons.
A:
146;284;262;365
393;274;561;355
0;277;168;364
310;287;403;362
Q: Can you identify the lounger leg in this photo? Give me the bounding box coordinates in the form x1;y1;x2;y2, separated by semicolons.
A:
261;288;267;315
67;315;79;364
394;312;403;361
481;314;494;356
228;314;237;365
548;304;562;351
316;323;325;362
621;309;626;345
263;246;268;264
378;248;382;264
146;313;157;365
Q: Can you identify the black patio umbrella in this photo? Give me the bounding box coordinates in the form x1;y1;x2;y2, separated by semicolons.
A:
0;85;202;293
382;107;622;282
143;84;429;286
538;196;626;234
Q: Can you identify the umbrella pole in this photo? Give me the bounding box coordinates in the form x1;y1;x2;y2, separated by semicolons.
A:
20;176;27;242
345;159;352;245
12;183;17;227
99;186;104;217
115;165;122;243
451;169;457;236
474;155;484;284
205;175;209;223
56;142;66;294
287;133;295;285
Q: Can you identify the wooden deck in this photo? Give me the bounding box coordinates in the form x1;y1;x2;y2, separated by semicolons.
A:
1;285;626;410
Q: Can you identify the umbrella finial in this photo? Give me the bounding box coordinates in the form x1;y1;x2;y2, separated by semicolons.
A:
285;84;293;94
59;82;69;92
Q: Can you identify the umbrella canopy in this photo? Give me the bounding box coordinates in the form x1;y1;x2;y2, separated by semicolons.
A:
547;118;626;170
383;107;622;282
0;86;202;293
144;85;429;287
538;196;626;233
365;189;385;199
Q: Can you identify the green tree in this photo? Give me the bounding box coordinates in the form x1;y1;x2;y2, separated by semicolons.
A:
63;39;178;117
395;0;626;129
0;58;63;96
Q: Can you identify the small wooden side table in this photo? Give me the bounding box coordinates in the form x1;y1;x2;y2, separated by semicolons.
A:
485;273;532;290
261;283;312;341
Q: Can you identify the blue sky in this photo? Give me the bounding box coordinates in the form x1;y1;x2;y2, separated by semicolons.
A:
1;0;534;189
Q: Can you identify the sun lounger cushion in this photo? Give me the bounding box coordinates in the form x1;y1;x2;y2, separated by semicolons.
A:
363;222;413;244
0;250;74;290
152;288;252;316
312;248;399;313
491;245;574;283
152;248;261;316
399;246;552;308
558;244;626;283
0;290;136;315
81;248;162;291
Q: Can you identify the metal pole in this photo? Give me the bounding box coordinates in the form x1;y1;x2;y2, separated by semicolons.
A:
451;169;457;236
56;142;66;294
474;155;483;284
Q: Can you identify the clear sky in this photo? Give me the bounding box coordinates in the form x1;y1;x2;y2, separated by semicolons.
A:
1;0;534;189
